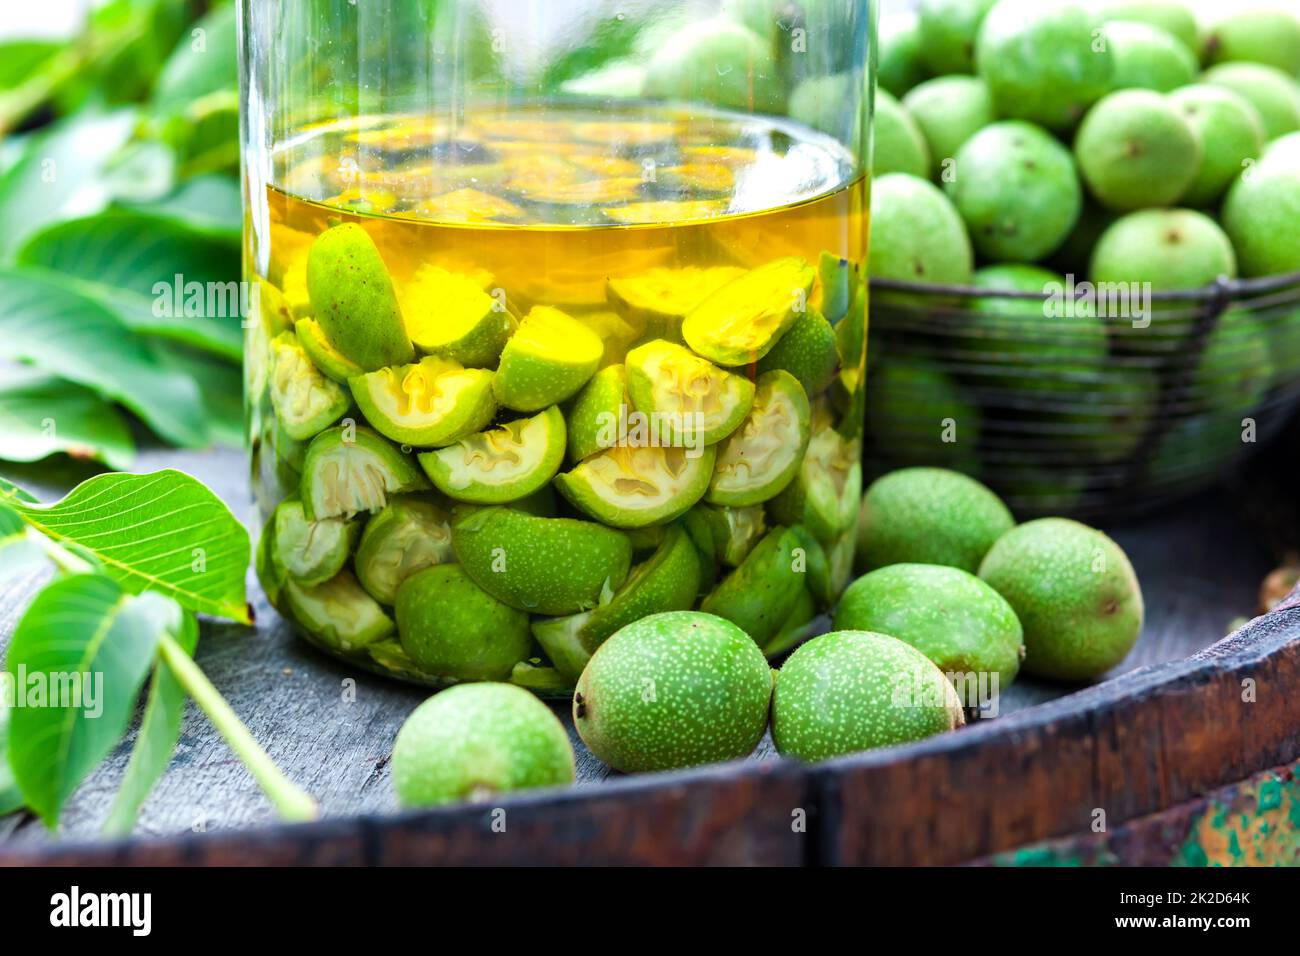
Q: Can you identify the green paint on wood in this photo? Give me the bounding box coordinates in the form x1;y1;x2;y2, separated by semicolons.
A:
999;762;1300;867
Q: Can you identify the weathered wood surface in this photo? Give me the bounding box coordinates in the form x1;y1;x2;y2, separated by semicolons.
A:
980;759;1300;867
0;446;1285;863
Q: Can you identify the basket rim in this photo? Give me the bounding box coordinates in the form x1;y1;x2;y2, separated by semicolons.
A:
869;268;1300;302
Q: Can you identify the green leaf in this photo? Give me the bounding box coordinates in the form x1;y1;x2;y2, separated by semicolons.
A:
102;608;197;836
156;89;239;179
0;701;24;816
16;213;243;360
5;575;180;827
0;42;81;134
0;477;37;504
0;366;135;470
125;174;241;243
152;4;238;110
0;501;47;585
0;41;64;91
0;268;212;446
154;344;244;448
99;139;177;203
10;470;251;623
0;110;137;261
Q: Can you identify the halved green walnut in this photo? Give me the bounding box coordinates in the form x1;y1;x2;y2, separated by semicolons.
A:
395;564;532;681
493;306;604;412
606;265;745;340
401;265;514;368
681;257;816;366
554;444;716;528
300;424;429;520
350;356;496;447
689;502;768;568
701;526;806;647
760;587;818;660
708;370;811;507
283;569;395;653
835;277;868;392
451;506;633;615
255;516;287;609
305;222;414;371
272;496;360;586
295;318;365;383
268;331;350;441
826;526;856;603
768;425;862;544
625;339;755;447
532;525;701;681
419;405;566;504
354;495;455;604
813;251;853;325
565;364;628;463
575;310;642;367
788;524;833;609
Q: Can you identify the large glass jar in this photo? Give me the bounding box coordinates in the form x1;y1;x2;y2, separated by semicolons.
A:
240;0;875;694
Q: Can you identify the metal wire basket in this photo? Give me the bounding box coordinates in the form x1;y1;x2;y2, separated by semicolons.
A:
864;269;1300;518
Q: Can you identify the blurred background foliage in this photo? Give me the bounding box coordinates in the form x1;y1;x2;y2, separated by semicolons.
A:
0;0;241;475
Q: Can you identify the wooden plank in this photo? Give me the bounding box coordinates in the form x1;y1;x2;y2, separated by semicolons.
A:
0;761;809;866
982;759;1300;867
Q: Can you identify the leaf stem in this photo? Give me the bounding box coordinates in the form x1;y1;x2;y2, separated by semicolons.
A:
157;635;318;823
35;534;95;575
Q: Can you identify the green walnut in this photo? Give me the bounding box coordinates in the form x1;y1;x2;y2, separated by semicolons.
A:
271;496;359;586
701;526;806;648
282;570;395;654
395;565;532;681
857;467;1014;574
979;518;1144;681
565;364;628;463
767;423;862;544
419;405;566;504
392;683;574;807
299;424;429;520
295;318;365;383
268;331;350;441
451;506;633;615
707;370;811;507
532;525;701;682
493;306;604;412
573;610;773;773
625;339;755;448
350;356;497;447
555;444;716;529
835;563;1025;690
305;222;413;371
682;258;817;367
401;265;513;368
353;496;455;605
772;630;965;761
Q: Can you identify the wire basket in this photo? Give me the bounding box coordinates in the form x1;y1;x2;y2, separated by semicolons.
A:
864;269;1300;519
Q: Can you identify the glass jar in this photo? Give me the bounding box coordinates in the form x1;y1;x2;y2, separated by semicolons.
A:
240;0;875;694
